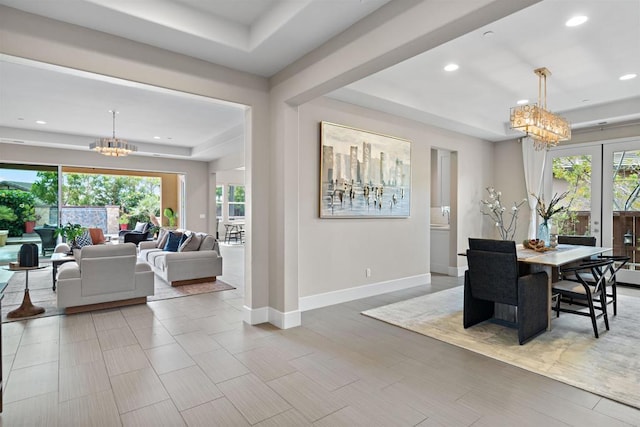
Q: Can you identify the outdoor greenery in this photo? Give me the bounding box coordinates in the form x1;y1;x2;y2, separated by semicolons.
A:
54;222;85;247
551;155;592;235
0;190;36;236
164;207;177;227
31;171;161;227
0;205;17;222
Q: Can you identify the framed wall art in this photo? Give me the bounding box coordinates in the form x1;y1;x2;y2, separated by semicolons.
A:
320;121;411;218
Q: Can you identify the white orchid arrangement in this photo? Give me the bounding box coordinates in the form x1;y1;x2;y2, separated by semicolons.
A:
480;187;527;240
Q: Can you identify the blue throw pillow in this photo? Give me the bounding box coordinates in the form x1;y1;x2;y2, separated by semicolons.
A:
163;232;182;252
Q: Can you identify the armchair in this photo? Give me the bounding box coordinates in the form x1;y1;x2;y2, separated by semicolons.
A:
464;239;548;345
119;222;153;246
56;243;154;313
33;224;58;256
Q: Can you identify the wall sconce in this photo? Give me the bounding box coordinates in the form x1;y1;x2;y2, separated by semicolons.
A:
624;230;633;246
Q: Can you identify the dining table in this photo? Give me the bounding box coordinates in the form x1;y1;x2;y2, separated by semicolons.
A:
515;243;611;330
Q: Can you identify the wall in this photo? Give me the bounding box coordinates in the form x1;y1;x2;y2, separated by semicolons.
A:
298;97;493;302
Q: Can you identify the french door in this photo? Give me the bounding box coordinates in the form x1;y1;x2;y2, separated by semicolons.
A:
546;138;640;285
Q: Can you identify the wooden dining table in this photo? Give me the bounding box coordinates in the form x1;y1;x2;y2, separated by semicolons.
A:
516;244;611;330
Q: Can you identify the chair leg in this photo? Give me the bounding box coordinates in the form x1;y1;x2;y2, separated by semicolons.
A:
586;291;599;338
600;286;609;331
612;281;617;316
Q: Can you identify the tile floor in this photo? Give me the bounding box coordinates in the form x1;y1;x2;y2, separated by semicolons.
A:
1;275;639;426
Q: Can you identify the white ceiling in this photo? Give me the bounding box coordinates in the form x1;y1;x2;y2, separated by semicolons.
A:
0;0;638;162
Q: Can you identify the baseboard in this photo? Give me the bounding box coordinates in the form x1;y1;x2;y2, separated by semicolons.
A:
299;274;431;312
242;305;268;325
449;266;467;277
430;263;449;275
242;305;301;329
268;307;301;329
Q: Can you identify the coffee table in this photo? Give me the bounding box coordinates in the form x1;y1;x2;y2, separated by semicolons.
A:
51;252;75;291
4;265;47;318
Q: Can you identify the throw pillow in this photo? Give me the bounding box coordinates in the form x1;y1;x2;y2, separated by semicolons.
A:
156;228;169;249
88;228;106;244
179;233;201;252
133;222;147;233
75;230;93;248
163;231;183;252
199;235;216;251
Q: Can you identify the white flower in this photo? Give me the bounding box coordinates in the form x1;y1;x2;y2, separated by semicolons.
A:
495;222;500;227
501;207;506;212
497;191;502;196
512;206;518;211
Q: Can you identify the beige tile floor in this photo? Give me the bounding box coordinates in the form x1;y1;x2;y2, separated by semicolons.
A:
1;276;640;426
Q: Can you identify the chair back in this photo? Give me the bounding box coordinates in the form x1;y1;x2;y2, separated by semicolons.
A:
558;235;596;246
466;248;518;305
468;238;516;253
79;243;137;296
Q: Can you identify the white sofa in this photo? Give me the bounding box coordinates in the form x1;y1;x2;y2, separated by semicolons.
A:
138;231;222;286
56;243;154;313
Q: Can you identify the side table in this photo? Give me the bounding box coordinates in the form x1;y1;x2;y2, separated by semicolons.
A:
51;252;75;291
4;265;47;318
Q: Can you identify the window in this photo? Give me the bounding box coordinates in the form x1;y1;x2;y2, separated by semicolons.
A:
216;185;223;218
228;184;245;218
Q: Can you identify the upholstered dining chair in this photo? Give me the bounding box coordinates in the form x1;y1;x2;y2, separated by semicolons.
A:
552;258;613;338
464;239;548;345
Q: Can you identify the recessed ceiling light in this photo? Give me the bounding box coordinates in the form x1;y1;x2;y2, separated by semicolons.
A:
516;99;529;105
35;120;47;125
566;16;588;27
153;136;161;139
620;73;637;81
444;63;459;72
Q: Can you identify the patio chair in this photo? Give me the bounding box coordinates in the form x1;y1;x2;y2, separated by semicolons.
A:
464;239;548;345
552;258;613;338
33;224;58;256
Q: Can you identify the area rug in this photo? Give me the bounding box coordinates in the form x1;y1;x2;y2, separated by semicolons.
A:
2;265;235;323
362;286;640;409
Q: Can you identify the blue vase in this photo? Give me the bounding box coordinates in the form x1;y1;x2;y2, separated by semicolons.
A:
538;221;550;247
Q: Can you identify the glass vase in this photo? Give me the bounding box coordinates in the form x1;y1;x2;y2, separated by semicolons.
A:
538;220;550;247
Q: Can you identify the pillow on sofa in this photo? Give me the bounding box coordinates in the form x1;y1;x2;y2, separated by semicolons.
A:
199;234;216;251
75;230;93;248
156;228;170;249
133;222;147;233
179;233;202;252
163;231;183;252
88;228;106;244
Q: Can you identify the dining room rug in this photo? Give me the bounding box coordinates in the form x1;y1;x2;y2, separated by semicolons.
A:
362;286;640;409
2;264;235;323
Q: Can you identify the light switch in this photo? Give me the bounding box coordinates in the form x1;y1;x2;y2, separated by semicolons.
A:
199;214;206;219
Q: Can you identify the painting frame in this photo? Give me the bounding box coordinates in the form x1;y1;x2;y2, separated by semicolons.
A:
320;121;411;218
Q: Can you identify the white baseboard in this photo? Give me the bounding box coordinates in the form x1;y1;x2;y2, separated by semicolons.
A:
449;266;467;277
298;274;431;312
242;305;301;329
242;305;268;325
269;307;301;329
430;263;449;275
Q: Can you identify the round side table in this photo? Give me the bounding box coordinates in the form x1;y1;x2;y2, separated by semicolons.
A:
4;265;47;318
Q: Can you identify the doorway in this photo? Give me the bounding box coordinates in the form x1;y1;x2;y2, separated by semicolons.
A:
546;138;640;285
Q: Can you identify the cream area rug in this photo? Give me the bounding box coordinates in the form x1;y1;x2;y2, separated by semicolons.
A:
2;265;235;323
362;286;640;409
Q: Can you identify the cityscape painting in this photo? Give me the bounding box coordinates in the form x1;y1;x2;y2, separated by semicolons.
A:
320;121;411;218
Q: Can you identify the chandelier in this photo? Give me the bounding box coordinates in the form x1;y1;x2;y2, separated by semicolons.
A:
510;67;571;150
89;110;137;157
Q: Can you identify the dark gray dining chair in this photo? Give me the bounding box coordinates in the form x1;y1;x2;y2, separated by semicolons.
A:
464;238;548;345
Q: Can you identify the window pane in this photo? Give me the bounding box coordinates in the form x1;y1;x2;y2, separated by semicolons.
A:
551;155;592;236
229;203;245;217
228;185;245;203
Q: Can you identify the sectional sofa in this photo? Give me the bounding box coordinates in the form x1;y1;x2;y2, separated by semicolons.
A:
138;229;222;286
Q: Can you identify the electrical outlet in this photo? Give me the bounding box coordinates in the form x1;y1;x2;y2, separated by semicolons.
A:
365;268;371;277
